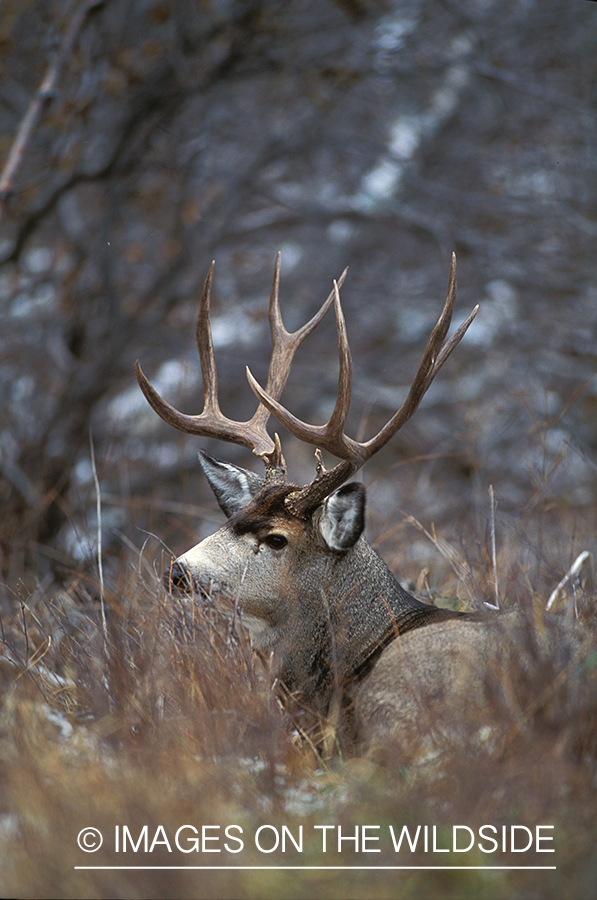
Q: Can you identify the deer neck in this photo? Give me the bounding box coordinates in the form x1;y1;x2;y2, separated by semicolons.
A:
275;537;451;733
329;538;449;679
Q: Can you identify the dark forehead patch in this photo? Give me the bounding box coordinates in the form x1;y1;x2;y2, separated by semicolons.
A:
228;484;300;536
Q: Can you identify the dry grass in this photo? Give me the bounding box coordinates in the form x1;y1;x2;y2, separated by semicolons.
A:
0;487;596;900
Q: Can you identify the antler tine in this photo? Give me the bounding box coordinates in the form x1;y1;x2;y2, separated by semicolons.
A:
135;263;278;462
195;261;220;416
247;253;478;516
323;280;354;444
136;255;343;476
360;252;478;457
250;253;347;432
247;278;357;458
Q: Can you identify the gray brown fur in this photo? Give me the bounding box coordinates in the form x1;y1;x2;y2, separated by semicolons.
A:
165;454;590;758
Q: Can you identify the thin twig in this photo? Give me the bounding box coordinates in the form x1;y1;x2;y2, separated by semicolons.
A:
89;430;108;647
20;602;29;663
489;484;499;609
546;550;592;613
0;0;106;222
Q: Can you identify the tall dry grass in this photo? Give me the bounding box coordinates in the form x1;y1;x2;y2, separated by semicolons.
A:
0;468;596;900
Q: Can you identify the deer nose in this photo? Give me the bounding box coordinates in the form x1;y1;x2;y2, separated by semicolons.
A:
164;559;192;594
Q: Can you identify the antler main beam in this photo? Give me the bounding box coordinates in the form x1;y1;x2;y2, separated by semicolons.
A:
135;254;347;476
247;253;478;515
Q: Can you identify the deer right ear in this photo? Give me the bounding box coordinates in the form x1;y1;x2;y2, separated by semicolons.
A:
319;482;365;551
198;450;263;517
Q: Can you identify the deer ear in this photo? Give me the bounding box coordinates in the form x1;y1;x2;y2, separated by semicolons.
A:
198;451;263;517
319;482;365;551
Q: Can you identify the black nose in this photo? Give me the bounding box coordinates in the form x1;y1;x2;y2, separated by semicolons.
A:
164;560;192;593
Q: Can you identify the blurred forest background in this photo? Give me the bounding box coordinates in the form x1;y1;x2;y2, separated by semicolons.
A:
0;0;596;601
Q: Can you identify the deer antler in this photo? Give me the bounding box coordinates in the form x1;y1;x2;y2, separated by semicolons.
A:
135;253;347;479
246;253;478;515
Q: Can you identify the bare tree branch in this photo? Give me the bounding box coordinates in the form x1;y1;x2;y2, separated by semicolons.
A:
0;0;106;222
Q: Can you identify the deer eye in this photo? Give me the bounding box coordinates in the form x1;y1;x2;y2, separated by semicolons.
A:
263;534;288;550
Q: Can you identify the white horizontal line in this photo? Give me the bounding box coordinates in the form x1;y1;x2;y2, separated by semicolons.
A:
74;865;557;871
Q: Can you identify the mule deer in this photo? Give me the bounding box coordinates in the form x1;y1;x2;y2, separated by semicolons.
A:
136;254;589;758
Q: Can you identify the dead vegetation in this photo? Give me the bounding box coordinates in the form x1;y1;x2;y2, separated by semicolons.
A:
0;471;595;900
0;3;596;897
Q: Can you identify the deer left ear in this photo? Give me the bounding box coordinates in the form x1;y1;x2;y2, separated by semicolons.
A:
319;482;365;551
